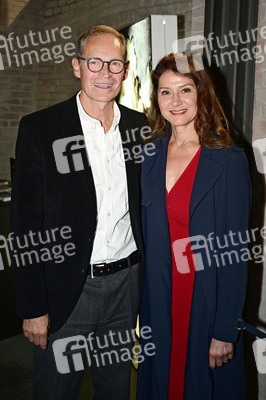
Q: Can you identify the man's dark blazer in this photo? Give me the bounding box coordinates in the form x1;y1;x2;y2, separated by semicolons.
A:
11;94;148;333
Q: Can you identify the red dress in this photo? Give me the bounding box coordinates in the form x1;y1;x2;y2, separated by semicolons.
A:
166;147;201;400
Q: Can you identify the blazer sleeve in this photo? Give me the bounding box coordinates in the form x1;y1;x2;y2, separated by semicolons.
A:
212;148;252;343
11;116;49;319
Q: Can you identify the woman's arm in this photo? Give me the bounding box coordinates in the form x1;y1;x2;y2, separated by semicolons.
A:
210;148;252;366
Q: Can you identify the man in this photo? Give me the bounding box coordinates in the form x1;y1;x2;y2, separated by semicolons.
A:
12;25;148;400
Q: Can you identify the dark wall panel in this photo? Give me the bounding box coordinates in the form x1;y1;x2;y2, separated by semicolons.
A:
204;0;259;144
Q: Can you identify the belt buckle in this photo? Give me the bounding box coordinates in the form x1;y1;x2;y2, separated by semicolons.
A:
91;262;106;278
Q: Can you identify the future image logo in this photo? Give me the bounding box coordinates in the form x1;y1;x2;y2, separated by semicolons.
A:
0;234;12;270
53;135;90;174
0;226;76;270
53;127;156;173
0;26;75;71
172;35;210;72
53;335;91;374
172;227;266;274
172;26;266;71
172;235;211;274
52;327;156;374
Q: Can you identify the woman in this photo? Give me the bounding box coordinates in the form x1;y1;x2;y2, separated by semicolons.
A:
137;54;251;400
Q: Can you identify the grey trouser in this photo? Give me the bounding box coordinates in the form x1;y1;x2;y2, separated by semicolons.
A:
34;263;140;400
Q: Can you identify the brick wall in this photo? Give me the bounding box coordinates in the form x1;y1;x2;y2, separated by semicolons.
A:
191;0;205;34
0;0;206;180
0;0;46;180
0;0;31;29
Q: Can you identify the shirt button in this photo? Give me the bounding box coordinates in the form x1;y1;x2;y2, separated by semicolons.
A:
107;212;111;216
107;159;109;163
82;269;85;273
106;240;110;245
108;187;111;191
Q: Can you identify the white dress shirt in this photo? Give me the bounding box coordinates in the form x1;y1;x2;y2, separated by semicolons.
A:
76;92;137;264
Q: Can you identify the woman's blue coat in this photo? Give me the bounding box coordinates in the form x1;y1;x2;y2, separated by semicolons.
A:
137;132;252;400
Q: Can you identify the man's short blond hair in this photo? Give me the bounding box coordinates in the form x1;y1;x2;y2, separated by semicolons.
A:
76;25;127;60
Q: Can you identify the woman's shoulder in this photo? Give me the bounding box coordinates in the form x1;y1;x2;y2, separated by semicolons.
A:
202;142;246;160
202;143;249;179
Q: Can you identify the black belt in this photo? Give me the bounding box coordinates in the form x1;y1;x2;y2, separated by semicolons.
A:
89;251;141;278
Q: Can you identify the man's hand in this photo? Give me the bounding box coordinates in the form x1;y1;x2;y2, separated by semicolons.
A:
23;314;50;350
209;338;234;369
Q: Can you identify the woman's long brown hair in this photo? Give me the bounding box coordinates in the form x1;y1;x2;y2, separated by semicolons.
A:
148;53;231;148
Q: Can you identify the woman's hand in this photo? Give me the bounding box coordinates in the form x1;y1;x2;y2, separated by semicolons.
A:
209;338;234;369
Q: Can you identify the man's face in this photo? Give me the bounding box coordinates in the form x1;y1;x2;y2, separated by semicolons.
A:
72;33;128;107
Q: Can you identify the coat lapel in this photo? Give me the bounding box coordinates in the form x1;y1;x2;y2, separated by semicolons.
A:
145;136;225;236
189;145;224;221
144;132;171;244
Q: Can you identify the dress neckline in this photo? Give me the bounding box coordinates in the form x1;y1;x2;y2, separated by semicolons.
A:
166;146;201;194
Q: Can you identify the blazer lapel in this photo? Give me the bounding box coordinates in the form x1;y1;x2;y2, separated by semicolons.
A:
60;95;97;203
119;107;140;208
189;146;224;221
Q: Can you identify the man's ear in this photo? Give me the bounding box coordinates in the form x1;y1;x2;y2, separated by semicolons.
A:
72;57;81;79
123;60;130;81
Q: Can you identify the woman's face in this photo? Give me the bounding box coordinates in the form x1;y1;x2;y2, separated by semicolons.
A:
157;71;198;131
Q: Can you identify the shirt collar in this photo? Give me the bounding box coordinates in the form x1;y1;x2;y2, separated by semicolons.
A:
76;91;121;132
